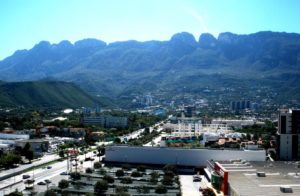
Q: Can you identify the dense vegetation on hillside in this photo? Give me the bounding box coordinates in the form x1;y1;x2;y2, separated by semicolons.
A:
0;81;110;107
0;31;300;103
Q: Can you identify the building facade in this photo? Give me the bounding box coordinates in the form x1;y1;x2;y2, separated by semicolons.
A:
278;109;300;160
82;115;128;128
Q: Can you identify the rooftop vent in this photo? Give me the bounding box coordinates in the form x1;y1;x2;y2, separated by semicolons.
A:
257;172;266;177
280;186;293;193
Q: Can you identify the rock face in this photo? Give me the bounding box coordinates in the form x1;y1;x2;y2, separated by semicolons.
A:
199;33;217;48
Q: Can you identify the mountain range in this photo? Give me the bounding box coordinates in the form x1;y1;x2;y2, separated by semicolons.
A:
0;31;300;105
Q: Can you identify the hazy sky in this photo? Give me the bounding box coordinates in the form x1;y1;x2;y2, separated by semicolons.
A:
1;0;300;60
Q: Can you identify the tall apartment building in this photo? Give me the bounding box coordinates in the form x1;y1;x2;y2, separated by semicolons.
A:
277;109;300;160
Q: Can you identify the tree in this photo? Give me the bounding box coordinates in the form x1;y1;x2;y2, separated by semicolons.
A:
163;164;177;173
58;179;69;190
155;185;167;194
94;180;108;195
0;153;22;169
94;162;102;169
8;190;23;196
44;190;57;196
59;150;65;159
115;186;129;195
70;172;81;180
122;164;131;170
137;186;150;194
86;167;93;173
121;177;132;184
131;171;142;177
115;169;125;177
97;146;105;156
137;165;146;172
103;175;114;183
114;137;121;144
162;175;173;185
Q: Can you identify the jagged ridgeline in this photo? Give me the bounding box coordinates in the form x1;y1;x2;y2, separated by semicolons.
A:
0;81;111;107
0;31;300;100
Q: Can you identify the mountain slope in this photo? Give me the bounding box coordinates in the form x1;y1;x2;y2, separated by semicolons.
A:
0;31;300;103
0;81;110;107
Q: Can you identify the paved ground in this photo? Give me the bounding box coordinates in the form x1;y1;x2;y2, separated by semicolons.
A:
179;175;202;196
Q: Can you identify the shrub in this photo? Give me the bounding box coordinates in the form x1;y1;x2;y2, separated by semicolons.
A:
163;164;177;173
137;165;146;172
115;186;128;193
162;175;173;186
131;171;142;177
86;167;93;174
94;162;102;169
164;170;175;178
94;180;108;194
44;190;57;196
70;172;81;180
137;186;150;194
155;185;167;194
121;177;132;184
116;169;125;177
99;168;107;175
150;171;160;178
122;164;131;171
7;191;23;196
103;175;114;183
58;179;69;189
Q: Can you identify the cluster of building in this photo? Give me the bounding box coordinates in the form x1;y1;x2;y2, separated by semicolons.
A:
230;100;260;111
81;115;128;128
104;108;300;195
0;126;87;156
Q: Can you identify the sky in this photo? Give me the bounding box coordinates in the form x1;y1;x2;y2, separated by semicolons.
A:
1;0;300;60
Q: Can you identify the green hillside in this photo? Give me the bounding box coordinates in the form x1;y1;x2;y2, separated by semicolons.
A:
0;81;111;107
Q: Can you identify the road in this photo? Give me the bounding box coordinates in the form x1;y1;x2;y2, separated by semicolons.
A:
0;151;100;196
0;153;59;180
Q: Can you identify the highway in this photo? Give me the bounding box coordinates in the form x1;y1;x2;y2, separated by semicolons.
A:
0;151;100;196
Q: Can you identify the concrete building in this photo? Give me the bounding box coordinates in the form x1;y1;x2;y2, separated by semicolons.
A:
15;139;49;156
82;115;128;128
0;133;29;140
277;109;300;160
105;145;265;167
207;160;300;195
211;119;256;129
164;117;202;137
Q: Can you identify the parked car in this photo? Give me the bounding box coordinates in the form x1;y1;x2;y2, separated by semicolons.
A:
37;181;46;185
22;175;30;179
193;175;202;182
60;171;69;175
45;179;51;184
47;166;52;169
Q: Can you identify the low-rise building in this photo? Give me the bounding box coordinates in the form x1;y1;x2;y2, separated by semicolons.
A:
15;139;49;156
206;160;300;195
82;115;128;128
